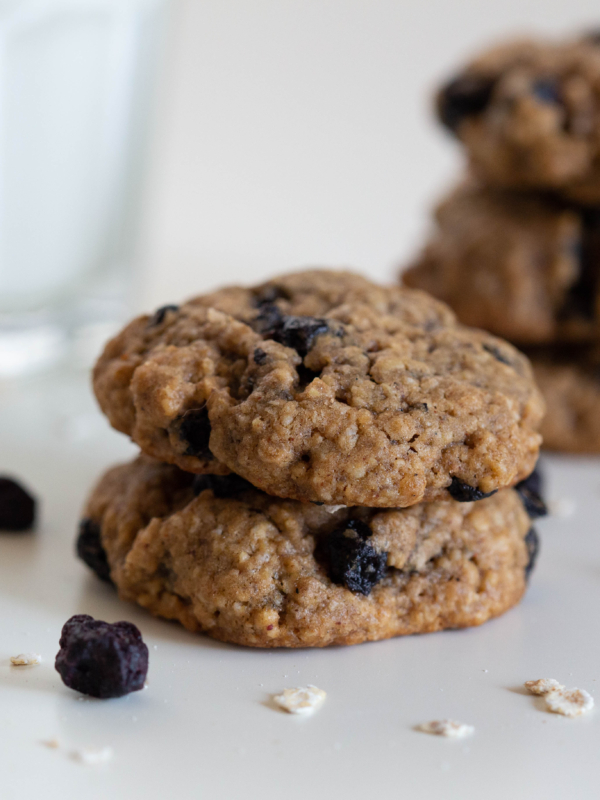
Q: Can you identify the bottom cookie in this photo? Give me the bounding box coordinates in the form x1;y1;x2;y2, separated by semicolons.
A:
526;346;600;453
80;457;538;648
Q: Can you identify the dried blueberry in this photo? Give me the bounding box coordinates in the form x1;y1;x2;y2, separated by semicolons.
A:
483;343;512;366
524;527;540;580
178;406;213;458
253;347;268;365
438;74;496;132
560;208;600;321
0;476;36;531
447;477;497;503
148;304;179;326
515;468;547;520
264;314;331;357
192;473;254;498
76;518;113;584
55;614;148;699
320;519;387;595
532;78;561;105
253;303;284;333
252;285;290;306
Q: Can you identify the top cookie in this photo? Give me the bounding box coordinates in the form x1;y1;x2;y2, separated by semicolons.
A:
93;269;544;507
437;34;600;203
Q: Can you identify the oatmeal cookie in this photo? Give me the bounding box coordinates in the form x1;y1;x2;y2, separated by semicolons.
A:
402;182;600;344
437;34;600;203
93;270;543;507
526;345;600;452
80;456;539;648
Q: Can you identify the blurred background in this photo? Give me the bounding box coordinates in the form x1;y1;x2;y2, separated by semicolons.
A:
2;0;600;375
142;0;600;305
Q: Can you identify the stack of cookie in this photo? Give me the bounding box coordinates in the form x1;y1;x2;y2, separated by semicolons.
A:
403;33;600;453
79;270;546;647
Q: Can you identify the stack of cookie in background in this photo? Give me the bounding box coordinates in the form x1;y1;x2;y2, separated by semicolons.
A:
78;270;546;648
403;32;600;453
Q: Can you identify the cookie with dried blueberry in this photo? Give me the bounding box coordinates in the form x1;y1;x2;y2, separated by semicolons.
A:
93;269;543;507
403;181;600;344
522;344;600;453
436;34;600;203
81;456;535;648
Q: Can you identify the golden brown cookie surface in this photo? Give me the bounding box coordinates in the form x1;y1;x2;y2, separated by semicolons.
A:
526;345;600;453
93;270;543;507
82;456;536;648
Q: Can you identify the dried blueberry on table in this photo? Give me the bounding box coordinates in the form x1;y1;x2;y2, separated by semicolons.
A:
0;476;36;531
438;74;496;132
76;519;113;584
320;519;387;595
524;528;540;580
148;304;179;326
447;477;497;503
192;474;254;499
55;615;148;699
264;315;331;358
515;468;547;520
178;406;213;458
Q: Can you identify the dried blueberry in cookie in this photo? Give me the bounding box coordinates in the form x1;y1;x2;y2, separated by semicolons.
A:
76;518;113;583
148;304;179;326
447;477;497;503
438;74;496;131
320;519;387;595
524;528;540;579
177;406;213;458
263;314;332;357
55;615;148;698
515;468;547;520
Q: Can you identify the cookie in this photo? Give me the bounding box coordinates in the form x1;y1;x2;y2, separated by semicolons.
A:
525;345;600;453
81;456;537;648
402;182;600;344
437;34;600;203
93;269;544;507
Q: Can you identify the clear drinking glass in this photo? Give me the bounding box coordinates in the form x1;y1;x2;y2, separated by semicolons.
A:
0;0;167;376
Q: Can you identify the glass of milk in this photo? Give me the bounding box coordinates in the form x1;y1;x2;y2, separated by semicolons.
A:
0;0;167;376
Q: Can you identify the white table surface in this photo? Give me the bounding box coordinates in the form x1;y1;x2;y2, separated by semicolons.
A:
1;366;599;800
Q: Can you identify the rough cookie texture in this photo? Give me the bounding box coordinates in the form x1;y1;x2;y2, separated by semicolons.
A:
93;270;543;507
82;456;534;648
402;182;600;344
525;345;600;453
437;35;600;204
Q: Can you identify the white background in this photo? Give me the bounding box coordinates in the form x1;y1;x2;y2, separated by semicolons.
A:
4;3;600;798
140;0;600;305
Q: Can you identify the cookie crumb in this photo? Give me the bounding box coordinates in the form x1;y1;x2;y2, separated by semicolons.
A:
71;746;113;765
525;679;594;716
545;687;594;717
524;678;562;696
273;685;326;715
41;739;59;749
10;653;42;666
417;720;474;738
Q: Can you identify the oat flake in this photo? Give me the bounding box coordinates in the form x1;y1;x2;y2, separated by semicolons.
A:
10;653;42;666
524;678;563;696
273;685;326;715
417;720;474;738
